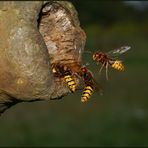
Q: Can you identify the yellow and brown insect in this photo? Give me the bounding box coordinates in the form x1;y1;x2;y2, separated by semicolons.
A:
80;67;94;102
78;66;102;103
51;63;76;92
92;46;131;80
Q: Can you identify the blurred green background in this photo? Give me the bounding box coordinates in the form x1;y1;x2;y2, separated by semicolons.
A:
1;1;148;146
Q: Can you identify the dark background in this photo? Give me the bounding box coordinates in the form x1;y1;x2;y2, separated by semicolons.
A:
1;1;148;146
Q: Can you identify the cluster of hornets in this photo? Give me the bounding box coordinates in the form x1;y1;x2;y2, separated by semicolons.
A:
51;46;131;103
39;1;131;103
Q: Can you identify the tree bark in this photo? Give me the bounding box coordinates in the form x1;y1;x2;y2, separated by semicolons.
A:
0;1;86;115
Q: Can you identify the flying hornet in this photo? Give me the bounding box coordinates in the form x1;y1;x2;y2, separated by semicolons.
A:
78;66;102;103
92;46;131;80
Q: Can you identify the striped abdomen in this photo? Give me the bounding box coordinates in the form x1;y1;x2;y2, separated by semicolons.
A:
64;75;76;92
111;60;125;71
81;86;93;102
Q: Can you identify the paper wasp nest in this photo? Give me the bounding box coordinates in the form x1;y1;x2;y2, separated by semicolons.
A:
39;1;86;65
